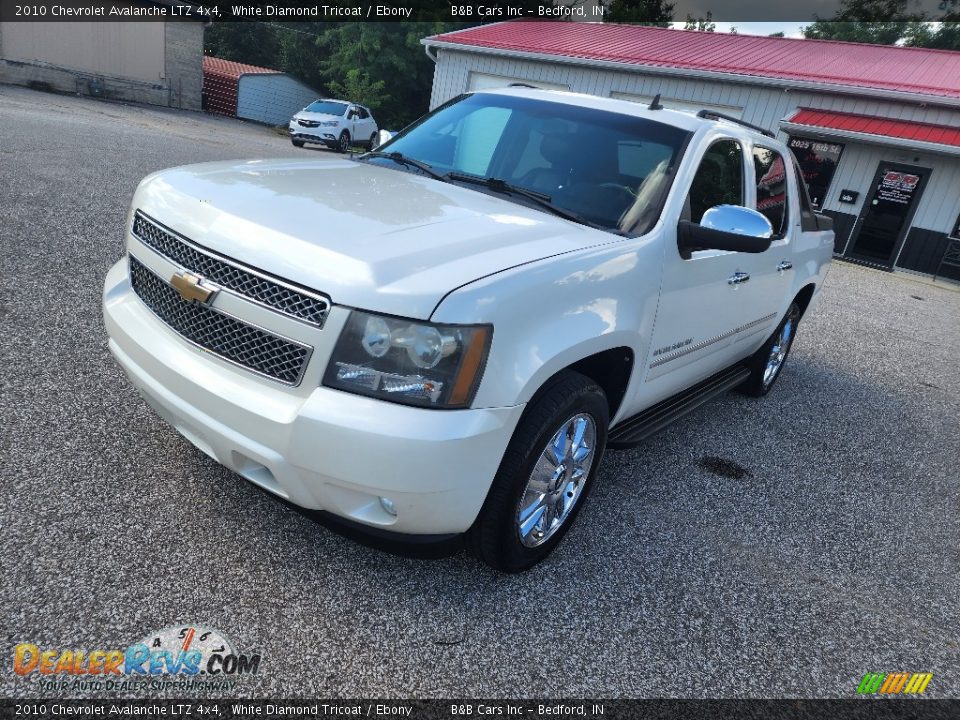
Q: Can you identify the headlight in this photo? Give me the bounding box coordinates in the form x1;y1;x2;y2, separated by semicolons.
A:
323;311;492;408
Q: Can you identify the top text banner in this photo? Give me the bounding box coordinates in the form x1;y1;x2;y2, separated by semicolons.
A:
2;0;952;23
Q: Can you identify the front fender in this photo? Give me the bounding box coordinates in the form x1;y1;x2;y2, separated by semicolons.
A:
431;231;665;416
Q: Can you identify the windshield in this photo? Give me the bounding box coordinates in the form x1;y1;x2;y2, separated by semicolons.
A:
374;93;691;235
304;100;347;116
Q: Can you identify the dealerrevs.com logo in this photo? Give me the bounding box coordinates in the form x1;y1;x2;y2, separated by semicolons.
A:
13;625;261;693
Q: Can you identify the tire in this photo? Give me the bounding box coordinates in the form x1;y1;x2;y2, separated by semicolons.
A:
337;131;351;153
467;371;609;572
291;139;305;148
738;302;801;397
369;132;378;150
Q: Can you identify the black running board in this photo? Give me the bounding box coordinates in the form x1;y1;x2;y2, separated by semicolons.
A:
607;363;750;448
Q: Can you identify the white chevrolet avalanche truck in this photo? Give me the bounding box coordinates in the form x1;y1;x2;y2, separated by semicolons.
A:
104;88;833;571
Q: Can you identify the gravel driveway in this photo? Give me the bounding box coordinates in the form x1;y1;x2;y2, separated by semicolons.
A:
1;85;958;699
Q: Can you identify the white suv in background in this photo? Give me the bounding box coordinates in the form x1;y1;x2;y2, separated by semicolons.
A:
289;98;379;152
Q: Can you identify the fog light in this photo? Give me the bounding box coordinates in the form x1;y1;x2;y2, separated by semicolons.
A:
379;496;397;517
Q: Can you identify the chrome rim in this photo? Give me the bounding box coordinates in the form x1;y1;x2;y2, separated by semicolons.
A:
340;134;349;151
516;413;597;548
763;312;796;387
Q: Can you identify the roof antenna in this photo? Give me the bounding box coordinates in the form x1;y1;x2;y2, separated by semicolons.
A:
648;93;663;110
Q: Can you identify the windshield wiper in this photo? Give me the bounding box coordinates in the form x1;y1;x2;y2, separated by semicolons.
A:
444;172;604;230
357;151;447;181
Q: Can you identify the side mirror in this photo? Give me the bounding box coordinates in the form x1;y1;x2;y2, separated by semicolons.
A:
372;129;395;150
678;205;774;254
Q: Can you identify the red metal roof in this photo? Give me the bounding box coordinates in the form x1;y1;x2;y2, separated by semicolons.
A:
427;22;960;101
202;56;281;118
203;56;280;80
786;107;960;148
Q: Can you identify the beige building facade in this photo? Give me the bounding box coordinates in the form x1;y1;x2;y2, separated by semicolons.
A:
0;17;203;110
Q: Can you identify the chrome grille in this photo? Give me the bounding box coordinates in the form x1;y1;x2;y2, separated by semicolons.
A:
129;256;311;386
132;211;329;327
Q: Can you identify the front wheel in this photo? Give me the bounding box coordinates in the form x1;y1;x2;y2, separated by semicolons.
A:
369;132;378;150
291;139;305;148
337;131;351;153
467;371;609;572
739;302;801;397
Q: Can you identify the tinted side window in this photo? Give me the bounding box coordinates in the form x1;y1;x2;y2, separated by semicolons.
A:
754;147;789;236
358;107;370;119
688;139;743;224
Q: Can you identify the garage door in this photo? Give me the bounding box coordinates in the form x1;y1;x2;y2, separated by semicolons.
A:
468;72;568;92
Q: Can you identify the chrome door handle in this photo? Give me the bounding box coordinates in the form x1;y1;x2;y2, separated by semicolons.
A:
777;260;793;272
728;271;750;286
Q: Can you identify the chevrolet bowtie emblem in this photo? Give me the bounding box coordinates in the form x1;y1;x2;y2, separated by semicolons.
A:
170;272;216;304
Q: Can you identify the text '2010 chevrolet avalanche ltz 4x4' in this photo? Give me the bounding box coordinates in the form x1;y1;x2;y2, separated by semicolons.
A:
104;87;833;571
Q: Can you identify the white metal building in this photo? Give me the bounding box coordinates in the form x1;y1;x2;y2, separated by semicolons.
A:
422;22;960;281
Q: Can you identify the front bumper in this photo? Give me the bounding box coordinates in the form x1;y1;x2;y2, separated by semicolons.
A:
103;259;524;535
288;127;337;146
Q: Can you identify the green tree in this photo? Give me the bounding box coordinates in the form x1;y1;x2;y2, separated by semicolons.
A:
272;23;330;87
923;21;960;49
803;0;960;48
684;11;716;31
603;0;675;26
325;68;389;113
907;0;960;49
802;0;927;45
204;23;282;67
205;22;472;129
311;23;450;128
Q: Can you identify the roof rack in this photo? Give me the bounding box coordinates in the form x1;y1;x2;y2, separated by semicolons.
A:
696;110;775;138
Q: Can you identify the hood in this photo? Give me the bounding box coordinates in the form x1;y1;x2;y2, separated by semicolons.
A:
133;158;609;319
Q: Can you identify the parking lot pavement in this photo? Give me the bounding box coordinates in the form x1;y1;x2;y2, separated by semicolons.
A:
2;84;959;699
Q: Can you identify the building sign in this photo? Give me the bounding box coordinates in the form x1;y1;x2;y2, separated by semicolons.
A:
876;170;920;205
788;136;844;209
839;189;859;204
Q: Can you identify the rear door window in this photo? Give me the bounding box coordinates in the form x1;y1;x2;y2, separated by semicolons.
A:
753;147;790;236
